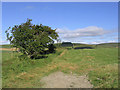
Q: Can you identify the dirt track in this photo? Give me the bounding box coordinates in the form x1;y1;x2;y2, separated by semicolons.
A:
0;48;18;51
40;71;93;88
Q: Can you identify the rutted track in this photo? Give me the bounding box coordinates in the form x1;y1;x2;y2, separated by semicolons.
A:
40;71;93;88
0;48;18;51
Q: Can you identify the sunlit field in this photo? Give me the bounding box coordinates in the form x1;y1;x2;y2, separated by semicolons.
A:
1;43;118;88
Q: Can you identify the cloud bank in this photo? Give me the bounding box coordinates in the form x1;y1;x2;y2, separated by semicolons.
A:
56;26;110;38
56;26;118;44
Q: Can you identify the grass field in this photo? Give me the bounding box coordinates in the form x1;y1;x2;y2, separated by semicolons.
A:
0;44;12;48
1;44;118;88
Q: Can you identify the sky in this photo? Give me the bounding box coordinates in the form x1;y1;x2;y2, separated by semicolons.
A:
1;2;118;45
1;0;120;2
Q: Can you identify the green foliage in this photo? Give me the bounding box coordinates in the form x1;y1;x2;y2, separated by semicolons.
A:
61;42;73;47
5;19;59;59
48;44;56;53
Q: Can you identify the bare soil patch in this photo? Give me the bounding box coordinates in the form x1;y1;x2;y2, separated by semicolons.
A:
40;71;93;88
58;50;66;57
0;48;18;51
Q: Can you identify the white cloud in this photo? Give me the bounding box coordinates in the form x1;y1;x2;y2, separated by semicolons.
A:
57;26;109;38
25;6;35;9
0;40;9;45
74;41;88;44
87;40;117;44
89;41;105;44
107;40;116;43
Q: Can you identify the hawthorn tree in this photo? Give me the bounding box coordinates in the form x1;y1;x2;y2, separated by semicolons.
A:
5;19;59;59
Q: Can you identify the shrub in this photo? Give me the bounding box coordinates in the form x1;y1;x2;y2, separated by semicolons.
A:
5;19;59;59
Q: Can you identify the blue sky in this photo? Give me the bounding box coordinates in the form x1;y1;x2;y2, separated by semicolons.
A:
1;2;118;44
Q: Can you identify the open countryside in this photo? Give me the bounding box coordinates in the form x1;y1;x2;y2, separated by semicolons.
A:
1;43;118;88
1;2;118;89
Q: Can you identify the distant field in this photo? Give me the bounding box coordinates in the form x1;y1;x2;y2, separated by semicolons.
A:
1;42;118;48
1;43;118;88
0;44;12;48
97;43;118;48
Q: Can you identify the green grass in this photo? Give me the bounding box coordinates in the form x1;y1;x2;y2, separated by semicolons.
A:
0;44;12;48
97;43;118;48
2;49;64;88
2;47;118;88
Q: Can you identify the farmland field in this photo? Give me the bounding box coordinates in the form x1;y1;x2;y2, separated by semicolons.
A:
1;44;118;88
